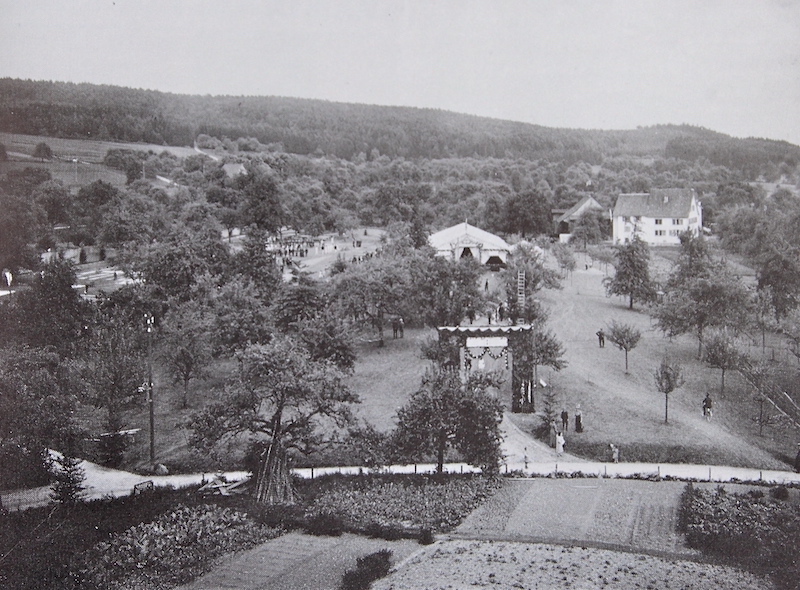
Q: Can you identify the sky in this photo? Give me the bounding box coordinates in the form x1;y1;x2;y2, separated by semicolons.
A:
2;0;800;145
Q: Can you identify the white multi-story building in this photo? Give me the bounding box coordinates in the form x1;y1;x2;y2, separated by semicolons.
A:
612;189;702;245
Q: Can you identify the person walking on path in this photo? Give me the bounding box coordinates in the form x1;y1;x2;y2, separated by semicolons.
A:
702;393;713;421
555;432;565;457
596;329;605;348
560;409;569;432
575;404;583;433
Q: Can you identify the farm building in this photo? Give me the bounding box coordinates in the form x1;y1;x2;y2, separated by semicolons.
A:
428;222;511;266
552;195;605;239
612;188;702;245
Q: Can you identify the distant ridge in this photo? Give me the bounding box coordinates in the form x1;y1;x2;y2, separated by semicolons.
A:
1;78;797;174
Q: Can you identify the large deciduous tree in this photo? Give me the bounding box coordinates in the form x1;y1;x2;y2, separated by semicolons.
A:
603;236;656;309
188;338;358;504
333;255;409;346
406;252;483;327
393;368;504;474
161;301;212;408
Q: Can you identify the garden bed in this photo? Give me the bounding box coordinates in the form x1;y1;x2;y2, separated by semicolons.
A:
678;483;800;589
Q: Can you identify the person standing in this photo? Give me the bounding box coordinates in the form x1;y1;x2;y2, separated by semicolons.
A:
575;404;583;433
560;409;569;432
549;419;558;448
392;318;399;339
609;443;619;463
398;317;404;338
556;432;565;457
596;329;605;348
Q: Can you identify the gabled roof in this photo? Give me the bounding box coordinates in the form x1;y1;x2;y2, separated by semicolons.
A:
613;189;697;218
428;222;510;252
555;195;603;224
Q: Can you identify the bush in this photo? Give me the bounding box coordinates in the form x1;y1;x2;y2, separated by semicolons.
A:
306;511;345;536
770;485;789;501
419;527;435;545
340;549;393;590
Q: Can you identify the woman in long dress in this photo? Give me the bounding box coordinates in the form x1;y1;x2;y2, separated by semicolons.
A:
555;432;565;456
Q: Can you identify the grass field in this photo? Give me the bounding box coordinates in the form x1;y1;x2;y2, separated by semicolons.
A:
0;131;197;163
0;159;127;188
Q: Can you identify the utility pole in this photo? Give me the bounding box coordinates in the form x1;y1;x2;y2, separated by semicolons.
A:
145;312;155;463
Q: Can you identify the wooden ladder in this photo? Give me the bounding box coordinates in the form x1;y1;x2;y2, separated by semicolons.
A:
516;270;525;323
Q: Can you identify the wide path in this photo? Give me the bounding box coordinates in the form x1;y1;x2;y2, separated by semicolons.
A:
453;478;696;558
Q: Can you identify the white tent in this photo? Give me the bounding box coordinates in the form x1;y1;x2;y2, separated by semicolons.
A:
428;222;511;265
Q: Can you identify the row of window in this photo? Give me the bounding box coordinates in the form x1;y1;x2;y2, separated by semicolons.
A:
622;216;685;225
654;230;682;237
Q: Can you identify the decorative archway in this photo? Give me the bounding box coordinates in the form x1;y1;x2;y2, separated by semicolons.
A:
437;325;535;413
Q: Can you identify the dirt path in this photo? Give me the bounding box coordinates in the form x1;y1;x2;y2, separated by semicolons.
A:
537;259;787;469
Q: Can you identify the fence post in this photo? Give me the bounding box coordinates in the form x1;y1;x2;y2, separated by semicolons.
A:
311;467;314;480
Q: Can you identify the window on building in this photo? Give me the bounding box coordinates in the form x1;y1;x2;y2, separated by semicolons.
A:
669;229;680;236
672;219;684;225
655;219;662;225
655;230;666;237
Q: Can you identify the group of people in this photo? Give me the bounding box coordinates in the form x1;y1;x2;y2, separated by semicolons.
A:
549;404;584;457
391;317;404;339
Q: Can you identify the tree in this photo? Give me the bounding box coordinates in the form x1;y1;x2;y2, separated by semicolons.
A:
603;236;656;309
406;252;483;327
50;452;86;506
1;259;90;353
702;328;740;396
188;338;357;504
33;142;53;161
83;310;147;466
500;242;560;323
0;191;42;272
393;368;504;474
0;347;82;488
552;243;577;277
333;255;409;346
514;328;568;409
666;230;714;289
161;301;212;408
654;357;684;424
504;189;552;237
655;272;751;358
607;320;641;373
570;209;609;249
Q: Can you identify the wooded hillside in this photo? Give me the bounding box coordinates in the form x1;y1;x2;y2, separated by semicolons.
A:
2;78;798;175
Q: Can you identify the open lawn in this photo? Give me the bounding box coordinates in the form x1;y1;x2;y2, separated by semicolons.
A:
529;249;798;470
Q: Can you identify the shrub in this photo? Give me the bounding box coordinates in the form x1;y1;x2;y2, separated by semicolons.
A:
340;549;393;590
770;485;789;501
306;511;345;536
419;527;435;545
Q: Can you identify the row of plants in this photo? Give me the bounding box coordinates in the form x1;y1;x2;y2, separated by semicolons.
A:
0;487;276;590
70;503;282;590
302;473;502;536
678;483;800;590
1;473;503;589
